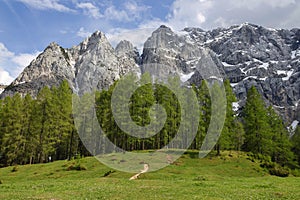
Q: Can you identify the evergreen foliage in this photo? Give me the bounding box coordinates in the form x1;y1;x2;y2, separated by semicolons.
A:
242;86;272;155
0;78;298;174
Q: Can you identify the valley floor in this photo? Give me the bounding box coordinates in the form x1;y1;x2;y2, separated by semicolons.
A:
0;151;299;200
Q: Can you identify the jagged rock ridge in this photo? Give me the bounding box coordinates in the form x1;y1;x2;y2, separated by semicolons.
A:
183;23;300;122
1;31;140;96
1;23;299;124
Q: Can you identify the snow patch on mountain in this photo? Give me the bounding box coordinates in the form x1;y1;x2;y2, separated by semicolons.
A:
232;102;240;112
282;69;294;81
289;120;299;134
180;72;195;82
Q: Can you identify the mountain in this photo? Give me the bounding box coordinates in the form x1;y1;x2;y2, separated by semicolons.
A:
1;23;299;124
182;23;300;123
1;31;140;97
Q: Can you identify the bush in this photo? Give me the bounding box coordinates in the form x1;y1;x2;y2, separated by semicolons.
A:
65;157;87;171
269;166;289;177
11;166;18;172
261;162;289;177
291;169;300;177
248;153;271;163
66;163;87;171
260;162;275;169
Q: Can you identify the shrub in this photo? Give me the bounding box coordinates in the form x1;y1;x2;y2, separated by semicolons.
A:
11;166;18;172
261;162;289;177
268;166;289;177
291;169;300;177
66;163;87;171
66;157;87;171
260;162;275;169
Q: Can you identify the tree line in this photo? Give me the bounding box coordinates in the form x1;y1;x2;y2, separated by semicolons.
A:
0;76;300;170
0;81;83;166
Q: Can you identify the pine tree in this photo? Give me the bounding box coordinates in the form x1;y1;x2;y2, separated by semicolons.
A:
1;94;25;165
129;73;156;150
21;94;35;164
267;106;293;166
209;81;226;155
242;86;272;155
55;80;75;160
216;79;237;153
197;80;211;149
232;120;245;152
31;86;57;163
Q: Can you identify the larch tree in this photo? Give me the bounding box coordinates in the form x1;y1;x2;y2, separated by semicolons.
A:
242;86;272;155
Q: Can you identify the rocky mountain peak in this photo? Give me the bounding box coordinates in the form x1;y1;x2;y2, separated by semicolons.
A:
43;42;64;56
144;25;179;50
48;41;60;48
1;23;300;124
79;30;111;52
115;40;134;55
115;40;140;65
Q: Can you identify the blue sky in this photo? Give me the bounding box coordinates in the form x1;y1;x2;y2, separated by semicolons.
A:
0;0;299;84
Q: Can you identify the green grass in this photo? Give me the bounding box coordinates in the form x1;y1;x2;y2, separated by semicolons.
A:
0;151;299;200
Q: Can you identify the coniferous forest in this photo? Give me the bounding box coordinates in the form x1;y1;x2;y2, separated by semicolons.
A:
0;76;300;176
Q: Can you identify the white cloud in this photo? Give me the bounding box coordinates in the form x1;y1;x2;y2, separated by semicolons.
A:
17;0;74;12
0;68;14;85
103;1;150;22
0;43;15;84
162;0;300;30
77;27;92;38
0;43;14;61
12;53;39;67
76;2;102;19
107;27;156;52
139;18;166;29
12;52;40;76
280;5;300;28
105;0;299;52
229;0;296;9
104;6;131;21
123;1;150;17
166;0;213;29
213;17;231;28
0;43;40;84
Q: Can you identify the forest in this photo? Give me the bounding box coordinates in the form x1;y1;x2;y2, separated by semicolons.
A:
0;74;299;176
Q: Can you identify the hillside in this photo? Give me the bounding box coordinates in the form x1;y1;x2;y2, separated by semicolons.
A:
0;151;299;200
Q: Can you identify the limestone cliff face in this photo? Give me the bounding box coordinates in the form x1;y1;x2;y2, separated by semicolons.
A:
2;42;74;97
141;25;224;83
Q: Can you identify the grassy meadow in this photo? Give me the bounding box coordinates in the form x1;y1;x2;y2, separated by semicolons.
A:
0;151;299;200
